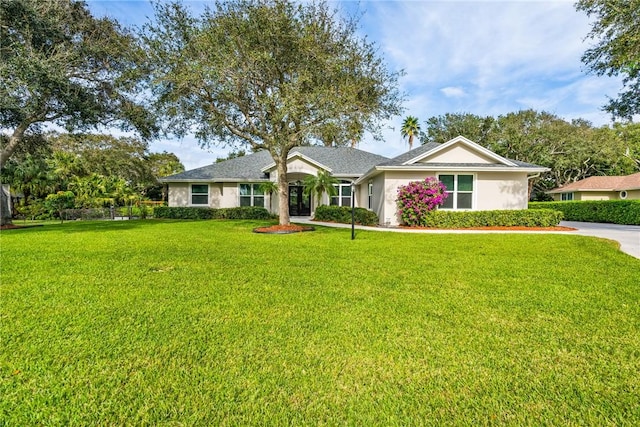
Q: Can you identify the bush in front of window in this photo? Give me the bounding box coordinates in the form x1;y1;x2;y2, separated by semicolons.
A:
529;200;640;225
314;205;379;226
154;206;271;220
414;209;563;228
396;178;448;226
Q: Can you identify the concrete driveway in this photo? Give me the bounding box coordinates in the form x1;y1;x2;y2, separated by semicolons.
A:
561;221;640;260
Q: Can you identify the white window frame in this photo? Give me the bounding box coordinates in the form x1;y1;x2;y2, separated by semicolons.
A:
368;182;373;210
619;190;628;200
190;184;209;206
438;174;475;210
561;192;574;201
239;183;265;207
330;180;353;207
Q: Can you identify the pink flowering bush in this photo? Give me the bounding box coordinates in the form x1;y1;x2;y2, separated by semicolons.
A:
396;177;448;226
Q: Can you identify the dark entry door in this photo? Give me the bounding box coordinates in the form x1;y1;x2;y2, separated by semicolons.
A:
288;185;311;216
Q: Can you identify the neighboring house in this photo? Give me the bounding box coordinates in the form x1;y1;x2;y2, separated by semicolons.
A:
547;172;640;201
161;136;548;226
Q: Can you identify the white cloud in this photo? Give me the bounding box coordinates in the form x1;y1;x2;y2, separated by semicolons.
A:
440;86;467;98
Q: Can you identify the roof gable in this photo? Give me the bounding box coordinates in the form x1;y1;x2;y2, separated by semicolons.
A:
261;151;332;174
403;136;516;166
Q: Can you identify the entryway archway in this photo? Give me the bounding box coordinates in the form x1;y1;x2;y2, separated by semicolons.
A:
288;184;311;216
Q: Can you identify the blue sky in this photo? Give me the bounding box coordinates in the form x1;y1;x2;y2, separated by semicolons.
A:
87;0;623;170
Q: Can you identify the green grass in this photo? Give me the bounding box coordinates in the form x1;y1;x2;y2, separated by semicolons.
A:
1;220;639;425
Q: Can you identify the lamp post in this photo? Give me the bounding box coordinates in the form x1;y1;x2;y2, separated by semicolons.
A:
351;182;355;240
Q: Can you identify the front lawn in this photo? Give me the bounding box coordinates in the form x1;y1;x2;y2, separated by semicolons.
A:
1;220;639;424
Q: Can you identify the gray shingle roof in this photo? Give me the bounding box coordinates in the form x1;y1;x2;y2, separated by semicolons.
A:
377;142;441;166
163;140;547;183
162;146;390;182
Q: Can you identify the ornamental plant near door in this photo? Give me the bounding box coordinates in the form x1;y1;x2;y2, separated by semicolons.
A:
396;178;448;226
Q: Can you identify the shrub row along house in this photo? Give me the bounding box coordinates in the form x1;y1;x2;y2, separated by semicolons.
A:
161;136;549;226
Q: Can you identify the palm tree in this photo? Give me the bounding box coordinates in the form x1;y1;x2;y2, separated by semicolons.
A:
303;170;339;208
258;181;279;213
401;116;421;150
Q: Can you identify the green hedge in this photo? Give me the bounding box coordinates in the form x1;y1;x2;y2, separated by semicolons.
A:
154;206;271;220
314;205;379;226
529;200;640;225
412;209;563;228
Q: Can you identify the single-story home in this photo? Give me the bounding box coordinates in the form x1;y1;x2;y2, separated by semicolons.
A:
547;172;640;201
161;136;549;226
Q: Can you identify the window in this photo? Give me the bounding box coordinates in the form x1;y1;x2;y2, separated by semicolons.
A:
438;174;473;210
368;182;373;210
561;192;574;201
191;184;209;205
620;190;628;200
239;184;265;207
330;181;352;207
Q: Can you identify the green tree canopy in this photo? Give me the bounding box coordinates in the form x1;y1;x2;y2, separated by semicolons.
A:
143;0;403;225
576;0;640;119
421;113;495;146
50;133;153;189
0;0;157;224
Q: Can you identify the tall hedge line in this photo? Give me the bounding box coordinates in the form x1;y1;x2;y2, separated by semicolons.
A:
154;206;271;220
529;200;640;225
410;209;563;228
314;205;379;226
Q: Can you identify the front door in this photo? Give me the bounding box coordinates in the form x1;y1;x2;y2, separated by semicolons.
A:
288;185;311;216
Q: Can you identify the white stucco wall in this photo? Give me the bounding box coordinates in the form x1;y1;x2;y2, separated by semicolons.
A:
378;171;437;226
626;190;640;199
475;172;529;210
552;190;640;201
168;182;228;207
168;183;189;206
376;170;531;226
578;191;615;201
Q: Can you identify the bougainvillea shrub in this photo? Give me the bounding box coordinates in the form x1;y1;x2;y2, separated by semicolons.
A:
396;178;448;226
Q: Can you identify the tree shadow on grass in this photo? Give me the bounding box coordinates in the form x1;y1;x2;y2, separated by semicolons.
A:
1;219;187;234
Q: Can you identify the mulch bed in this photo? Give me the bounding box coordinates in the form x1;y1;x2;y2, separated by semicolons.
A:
398;225;577;231
253;224;315;234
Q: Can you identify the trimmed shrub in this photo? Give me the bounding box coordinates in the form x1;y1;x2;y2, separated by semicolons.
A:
314;205;379;226
409;209;563;228
154;206;271;220
529;200;640;225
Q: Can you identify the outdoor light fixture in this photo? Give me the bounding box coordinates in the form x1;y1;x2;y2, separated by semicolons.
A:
351;182;356;240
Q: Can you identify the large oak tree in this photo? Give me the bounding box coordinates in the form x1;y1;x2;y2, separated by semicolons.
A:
143;0;403;225
0;0;156;225
577;0;640;119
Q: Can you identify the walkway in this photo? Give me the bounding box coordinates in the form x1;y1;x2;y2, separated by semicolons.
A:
292;217;640;260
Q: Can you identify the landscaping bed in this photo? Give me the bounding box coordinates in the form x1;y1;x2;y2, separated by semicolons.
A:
399;225;576;231
253;224;314;234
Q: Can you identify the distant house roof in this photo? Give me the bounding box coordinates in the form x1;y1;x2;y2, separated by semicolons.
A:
161;146;390;182
548;172;640;193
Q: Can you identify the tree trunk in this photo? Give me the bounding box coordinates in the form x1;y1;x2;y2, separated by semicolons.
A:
0;122;29;170
0;178;12;226
0;123;30;226
275;157;290;226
